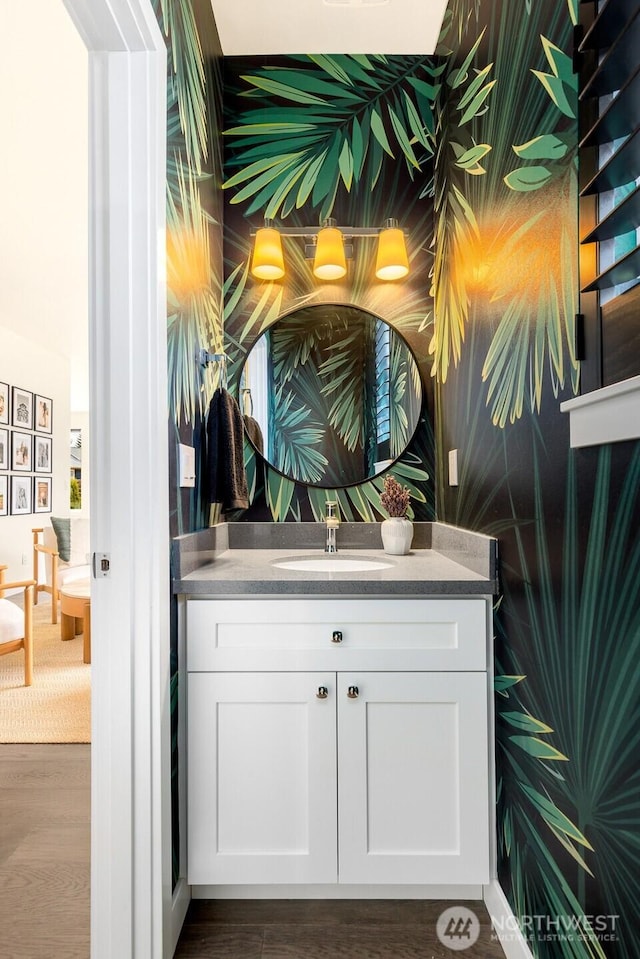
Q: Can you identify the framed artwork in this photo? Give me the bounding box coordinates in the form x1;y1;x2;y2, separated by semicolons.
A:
0;428;8;470
0;475;7;516
11;432;32;471
34;476;52;513
11;475;32;515
35;394;53;434
34;435;52;472
11;386;33;430
0;382;8;425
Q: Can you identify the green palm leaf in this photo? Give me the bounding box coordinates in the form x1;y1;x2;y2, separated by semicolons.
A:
155;0;208;174
223;55;440;219
269;313;335;385
495;675;526;696
265;470;296;521
271;388;328;484
474;31;578;425
318;328;368;452
510;737;569;762
480;187;578;427
429;27;493;384
502;711;554;734
166;157;222;425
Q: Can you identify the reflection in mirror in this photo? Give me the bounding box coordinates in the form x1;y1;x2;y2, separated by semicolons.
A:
240;304;422;488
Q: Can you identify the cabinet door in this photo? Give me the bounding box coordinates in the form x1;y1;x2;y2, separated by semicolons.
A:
338;672;489;884
188;671;337;885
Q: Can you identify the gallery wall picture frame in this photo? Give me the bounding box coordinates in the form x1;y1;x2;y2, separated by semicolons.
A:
35;394;53;434
34;476;52;513
0;382;9;425
11;387;33;430
0;475;7;516
34;435;52;473
0;428;8;471
11;431;33;472
11;475;32;515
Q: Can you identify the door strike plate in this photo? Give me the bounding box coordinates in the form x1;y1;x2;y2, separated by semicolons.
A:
93;552;111;578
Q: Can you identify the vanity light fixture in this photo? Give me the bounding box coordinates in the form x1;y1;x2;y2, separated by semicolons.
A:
249;217;409;282
250;220;285;280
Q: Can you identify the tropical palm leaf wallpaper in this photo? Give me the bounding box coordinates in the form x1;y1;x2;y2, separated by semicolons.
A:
152;0;225;889
433;3;639;958
154;0;638;948
157;0;225;540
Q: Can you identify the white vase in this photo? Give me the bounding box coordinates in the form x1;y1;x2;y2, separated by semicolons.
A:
380;516;413;555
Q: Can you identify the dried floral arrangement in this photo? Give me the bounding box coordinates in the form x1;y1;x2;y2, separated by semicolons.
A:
380;475;411;518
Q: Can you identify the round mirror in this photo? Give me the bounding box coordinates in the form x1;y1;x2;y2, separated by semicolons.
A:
240;304;422;488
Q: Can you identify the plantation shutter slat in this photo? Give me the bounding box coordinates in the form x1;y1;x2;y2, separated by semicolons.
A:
582;184;640;242
581;126;639;194
578;0;640;386
581;245;640;292
579;65;640;147
580;6;640;98
580;0;638;49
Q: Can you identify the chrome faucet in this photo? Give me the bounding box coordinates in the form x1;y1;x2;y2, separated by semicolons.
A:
325;500;339;553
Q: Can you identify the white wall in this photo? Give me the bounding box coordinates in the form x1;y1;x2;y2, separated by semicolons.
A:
0;0;88;585
0;0;88;407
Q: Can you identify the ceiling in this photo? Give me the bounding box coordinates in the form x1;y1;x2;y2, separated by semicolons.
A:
209;0;449;56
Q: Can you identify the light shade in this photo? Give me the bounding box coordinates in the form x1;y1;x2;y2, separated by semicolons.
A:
313;220;347;280
251;226;285;280
375;219;409;280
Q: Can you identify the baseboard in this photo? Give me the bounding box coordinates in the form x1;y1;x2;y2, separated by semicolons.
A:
169;878;190;958
483;880;534;959
192;883;483;900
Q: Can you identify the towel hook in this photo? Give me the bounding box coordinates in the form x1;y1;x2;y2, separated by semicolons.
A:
198;348;226;367
198;349;227;388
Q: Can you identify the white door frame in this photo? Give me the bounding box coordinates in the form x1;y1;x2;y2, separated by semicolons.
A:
61;1;179;956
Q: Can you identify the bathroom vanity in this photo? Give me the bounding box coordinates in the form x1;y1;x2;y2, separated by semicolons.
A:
174;522;498;899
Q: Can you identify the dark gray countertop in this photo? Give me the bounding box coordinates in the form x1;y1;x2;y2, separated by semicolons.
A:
173;523;498;596
174;548;494;596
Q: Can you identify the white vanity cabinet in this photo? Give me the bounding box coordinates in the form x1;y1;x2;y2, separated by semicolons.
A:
186;597;491;892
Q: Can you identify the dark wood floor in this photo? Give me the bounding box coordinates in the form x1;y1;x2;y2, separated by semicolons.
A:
0;745;505;959
0;744;91;959
176;899;507;958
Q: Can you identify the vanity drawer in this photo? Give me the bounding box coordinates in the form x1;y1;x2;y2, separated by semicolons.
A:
186;597;487;672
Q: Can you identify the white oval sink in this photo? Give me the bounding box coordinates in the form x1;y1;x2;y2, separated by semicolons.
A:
273;555;393;572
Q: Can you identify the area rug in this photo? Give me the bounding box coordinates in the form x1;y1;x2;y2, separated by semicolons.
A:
0;601;91;743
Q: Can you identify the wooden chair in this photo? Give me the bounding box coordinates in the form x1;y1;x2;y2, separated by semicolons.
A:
32;521;90;624
0;565;35;686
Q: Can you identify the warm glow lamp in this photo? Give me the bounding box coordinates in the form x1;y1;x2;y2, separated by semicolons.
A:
250;218;410;282
251;223;285;280
313;218;347;280
375;218;409;281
